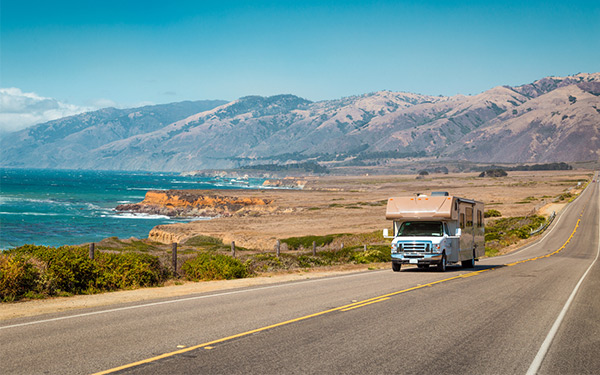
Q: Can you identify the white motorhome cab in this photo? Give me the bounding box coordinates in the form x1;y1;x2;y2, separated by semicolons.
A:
383;192;484;272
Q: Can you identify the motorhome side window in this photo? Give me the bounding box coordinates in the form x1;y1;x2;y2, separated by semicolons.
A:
466;207;473;227
460;213;465;229
477;210;483;227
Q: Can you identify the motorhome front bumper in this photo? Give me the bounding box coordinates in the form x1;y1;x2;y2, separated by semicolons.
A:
392;253;443;265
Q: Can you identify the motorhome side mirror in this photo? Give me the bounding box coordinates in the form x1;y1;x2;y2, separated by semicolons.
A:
383;228;388;237
455;228;462;236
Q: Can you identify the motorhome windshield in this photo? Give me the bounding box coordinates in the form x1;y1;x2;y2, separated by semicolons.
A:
397;221;443;237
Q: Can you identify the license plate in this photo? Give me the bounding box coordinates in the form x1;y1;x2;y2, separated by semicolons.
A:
409;259;418;264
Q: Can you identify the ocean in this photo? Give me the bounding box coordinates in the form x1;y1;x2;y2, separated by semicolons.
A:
0;168;266;250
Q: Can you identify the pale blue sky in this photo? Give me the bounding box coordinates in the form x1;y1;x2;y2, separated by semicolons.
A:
2;0;599;110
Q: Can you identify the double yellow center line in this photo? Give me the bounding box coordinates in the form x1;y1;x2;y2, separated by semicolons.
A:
94;215;582;375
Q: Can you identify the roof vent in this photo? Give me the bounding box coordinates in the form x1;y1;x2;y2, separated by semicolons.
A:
431;191;449;196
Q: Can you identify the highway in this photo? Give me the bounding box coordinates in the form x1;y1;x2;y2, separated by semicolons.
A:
1;176;598;374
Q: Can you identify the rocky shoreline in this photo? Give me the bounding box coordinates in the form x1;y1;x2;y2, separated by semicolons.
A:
116;190;274;218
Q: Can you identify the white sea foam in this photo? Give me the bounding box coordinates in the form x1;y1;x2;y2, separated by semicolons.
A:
0;211;61;216
84;203;103;210
126;187;167;191
0;197;59;204
103;213;172;220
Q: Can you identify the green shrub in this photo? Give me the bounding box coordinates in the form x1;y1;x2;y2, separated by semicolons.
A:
8;245;96;294
317;247;356;263
184;235;223;247
297;255;329;268
557;192;573;201
0;254;40;302
3;244;168;300
484;209;502;218
351;247;390;264
95;252;167;290
182;253;248;281
281;234;340;250
484;215;547;255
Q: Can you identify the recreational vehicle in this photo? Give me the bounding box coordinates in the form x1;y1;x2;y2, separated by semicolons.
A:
383;192;484;272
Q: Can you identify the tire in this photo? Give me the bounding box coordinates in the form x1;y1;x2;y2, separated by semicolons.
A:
436;253;447;272
462;251;475;268
392;262;401;272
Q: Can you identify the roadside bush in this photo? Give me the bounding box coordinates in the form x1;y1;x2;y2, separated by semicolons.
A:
0;254;40;302
297;255;329;268
351;247;390;264
95;252;168;290
318;247;356;263
484;215;547;256
2;245;168;300
484;209;502;218
281;234;339;250
557;192;573;202
8;245;96;294
182;253;248;281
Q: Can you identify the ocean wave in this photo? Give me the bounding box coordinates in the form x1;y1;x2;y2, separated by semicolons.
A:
0;197;60;205
84;203;103;210
102;213;172;220
0;211;61;216
126;187;167;191
171;180;200;184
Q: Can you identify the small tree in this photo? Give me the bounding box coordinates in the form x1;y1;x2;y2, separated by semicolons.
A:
479;169;507;178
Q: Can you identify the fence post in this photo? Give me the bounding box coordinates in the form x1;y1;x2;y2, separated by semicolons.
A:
231;241;236;257
89;243;95;260
171;243;178;275
312;241;316;256
341;243;344;250
364;244;367;251
276;240;281;258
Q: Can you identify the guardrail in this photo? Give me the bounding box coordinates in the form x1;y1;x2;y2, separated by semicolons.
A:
530;211;556;235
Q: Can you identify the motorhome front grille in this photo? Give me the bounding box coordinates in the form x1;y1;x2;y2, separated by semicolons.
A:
399;242;431;252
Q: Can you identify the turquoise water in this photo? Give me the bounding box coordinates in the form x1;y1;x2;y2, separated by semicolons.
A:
0;169;266;249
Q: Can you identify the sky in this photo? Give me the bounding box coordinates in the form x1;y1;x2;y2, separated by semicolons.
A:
1;0;599;133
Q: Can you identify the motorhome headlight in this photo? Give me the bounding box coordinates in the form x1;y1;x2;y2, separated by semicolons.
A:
391;243;398;253
434;243;441;252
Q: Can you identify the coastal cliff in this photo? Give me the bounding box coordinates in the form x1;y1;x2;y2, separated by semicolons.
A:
116;190;274;218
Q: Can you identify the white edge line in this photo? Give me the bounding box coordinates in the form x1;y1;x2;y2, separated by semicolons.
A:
526;177;600;375
0;269;386;330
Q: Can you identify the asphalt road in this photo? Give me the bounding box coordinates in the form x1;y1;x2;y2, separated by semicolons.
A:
2;176;599;374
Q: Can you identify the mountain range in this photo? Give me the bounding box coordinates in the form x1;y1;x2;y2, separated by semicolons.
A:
1;73;599;172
